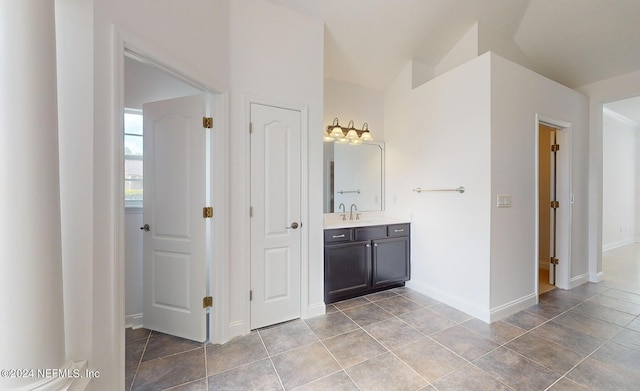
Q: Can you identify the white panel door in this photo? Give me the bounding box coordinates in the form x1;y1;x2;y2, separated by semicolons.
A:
143;94;208;342
250;103;302;329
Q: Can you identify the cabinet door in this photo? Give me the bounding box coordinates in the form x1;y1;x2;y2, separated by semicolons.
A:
372;237;410;287
324;240;371;303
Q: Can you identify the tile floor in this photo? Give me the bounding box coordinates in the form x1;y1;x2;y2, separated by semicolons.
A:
126;244;640;391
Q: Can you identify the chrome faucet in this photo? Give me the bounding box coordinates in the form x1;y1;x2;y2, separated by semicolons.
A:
338;203;346;221
349;204;358;220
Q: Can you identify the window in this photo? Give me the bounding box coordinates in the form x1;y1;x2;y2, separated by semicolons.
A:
124;109;143;207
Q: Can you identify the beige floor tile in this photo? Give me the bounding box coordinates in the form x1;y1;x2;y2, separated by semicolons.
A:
271;342;340;390
363;317;423;350
206;332;268;375
567;357;640;391
393;337;467;383
341;302;394;327
530;321;606;356
259;320;318;355
346;353;426;391
398;307;456;335
294;371;358;391
460;318;526;344
304;311;358;340
323;329;386;368
474;347;560;391
207;358;282;391
132;348;205;391
431;364;511;391
505;332;585;374
431;325;499;361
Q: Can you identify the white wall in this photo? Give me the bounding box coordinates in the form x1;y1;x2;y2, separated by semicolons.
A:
124;57;201;109
59;0;232;389
434;23;533;85
78;0;323;387
324;79;385;141
227;0;324;337
385;53;590;321
602;112;637;249
490;54;589;306
385;55;493;319
323;79;385;212
55;0;95;365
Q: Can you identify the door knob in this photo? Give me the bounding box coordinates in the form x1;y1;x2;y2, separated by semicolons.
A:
286;222;299;230
140;224;150;232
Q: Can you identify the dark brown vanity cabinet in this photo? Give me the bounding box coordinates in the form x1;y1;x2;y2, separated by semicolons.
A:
324;223;410;304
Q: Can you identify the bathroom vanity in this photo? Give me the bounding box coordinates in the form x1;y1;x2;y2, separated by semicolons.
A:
323;220;410;304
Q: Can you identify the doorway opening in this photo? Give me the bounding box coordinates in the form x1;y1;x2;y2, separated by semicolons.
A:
536;115;572;294
121;51;217;341
601;96;640;291
538;123;558;295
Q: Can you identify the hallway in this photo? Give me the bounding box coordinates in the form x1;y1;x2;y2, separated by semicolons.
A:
126;245;640;390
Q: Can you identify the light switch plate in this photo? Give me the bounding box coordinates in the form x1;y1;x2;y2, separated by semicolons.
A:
497;194;512;208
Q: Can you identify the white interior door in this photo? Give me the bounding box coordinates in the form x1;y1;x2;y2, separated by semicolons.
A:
143;94;208;342
250;103;302;330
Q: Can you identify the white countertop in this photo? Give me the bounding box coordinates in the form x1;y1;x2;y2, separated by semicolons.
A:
323;212;411;229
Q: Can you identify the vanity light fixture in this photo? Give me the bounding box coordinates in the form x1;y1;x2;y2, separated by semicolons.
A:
324;117;373;144
360;123;372;141
345;120;359;140
327;118;345;139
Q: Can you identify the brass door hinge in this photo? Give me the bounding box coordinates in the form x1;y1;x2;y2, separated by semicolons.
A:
551;144;560;152
203;117;213;129
550;201;559;209
249;122;253;134
249;290;253;301
203;296;213;308
550;257;559;265
203;207;213;218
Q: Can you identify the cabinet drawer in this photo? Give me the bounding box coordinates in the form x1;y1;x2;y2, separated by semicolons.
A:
354;225;387;241
324;228;352;243
388;223;410;237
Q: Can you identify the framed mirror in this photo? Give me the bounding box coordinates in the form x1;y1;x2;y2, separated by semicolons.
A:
323;141;385;213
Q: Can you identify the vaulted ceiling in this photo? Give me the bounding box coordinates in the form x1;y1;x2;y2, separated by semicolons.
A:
265;0;640;92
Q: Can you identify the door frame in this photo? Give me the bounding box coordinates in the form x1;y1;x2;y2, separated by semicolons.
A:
114;28;230;353
244;96;309;329
535;114;572;292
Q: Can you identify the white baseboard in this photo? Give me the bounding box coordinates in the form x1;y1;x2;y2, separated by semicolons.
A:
406;280;491;322
570;273;590;289
303;302;326;319
406;280;538;324
227;320;248;342
603;238;634;252
590;271;604;283
125;313;143;329
489;293;537;322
